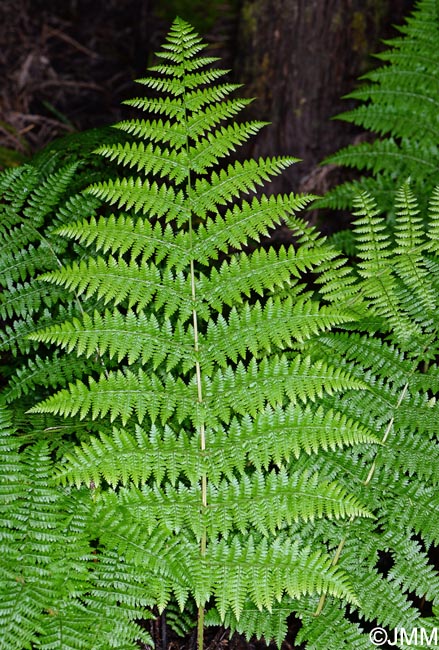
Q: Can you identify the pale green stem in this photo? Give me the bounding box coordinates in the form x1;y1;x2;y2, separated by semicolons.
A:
183;73;206;649
191;259;207;650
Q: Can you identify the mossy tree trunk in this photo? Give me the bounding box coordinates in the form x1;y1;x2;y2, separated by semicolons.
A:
234;0;413;194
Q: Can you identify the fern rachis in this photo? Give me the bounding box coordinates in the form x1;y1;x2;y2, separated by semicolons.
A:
20;17;379;649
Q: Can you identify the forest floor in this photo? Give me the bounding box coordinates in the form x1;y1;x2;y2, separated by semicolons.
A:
145;616;302;650
0;0;165;166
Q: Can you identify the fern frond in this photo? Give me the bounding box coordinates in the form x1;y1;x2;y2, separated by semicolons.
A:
191;158;298;217
201;244;333;311
0;149;111;417
319;0;439;211
30;354;363;427
386;532;439;604
101;469;371;543
352;191;421;341
86;175;186;219
297;177;439;647
39;255;195;318
426;184;439;252
3;352;102;404
31;308;193;370
393;183;437;317
297;600;375;650
57;212;185;266
185;98;254;139
205;536;358;619
56;404;377;491
29;367;194;425
336;101;439;142
0;280;64;320
194;193;314;261
323;138;438;180
189;121;268;173
202;296;352;370
94;140;191;183
27;15;424;648
0;402;154;650
205;600;294;648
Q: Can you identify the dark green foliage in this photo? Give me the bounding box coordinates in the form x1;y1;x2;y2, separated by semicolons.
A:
291;184;439;648
0;402;154;650
213;183;439;647
316;0;439;214
0;127;129;424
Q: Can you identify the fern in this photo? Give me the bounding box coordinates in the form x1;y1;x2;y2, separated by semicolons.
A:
4;13;439;650
25;17;378;648
0;123;131;430
316;0;439;214
207;184;439;647
289;184;439;649
0;401;154;650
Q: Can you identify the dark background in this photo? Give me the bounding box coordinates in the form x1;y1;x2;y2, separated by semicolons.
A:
0;0;413;193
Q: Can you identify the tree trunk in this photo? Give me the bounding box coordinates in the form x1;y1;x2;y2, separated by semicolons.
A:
233;0;413;194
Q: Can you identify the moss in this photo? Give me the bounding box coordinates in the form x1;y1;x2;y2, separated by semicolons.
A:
240;0;262;38
351;11;368;54
331;9;344;31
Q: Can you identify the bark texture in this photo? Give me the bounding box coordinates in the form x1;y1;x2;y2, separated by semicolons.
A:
233;0;413;193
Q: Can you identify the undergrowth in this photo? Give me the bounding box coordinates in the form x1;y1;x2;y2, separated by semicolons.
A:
1;8;439;650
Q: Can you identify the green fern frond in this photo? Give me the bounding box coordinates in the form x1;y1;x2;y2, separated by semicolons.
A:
351;190;422;341
57;212;186;267
206;536;358;619
322;139;438;182
31;308;193;370
29;367;192;425
194;193;313;261
202;296;353;367
200;245;334;311
0;149;112;418
296;179;439;648
14;13;439;649
86;175;186;219
205;600;295;648
386;484;439;546
0;165;40;210
318;0;439;212
0;280;64;320
0;402;154;650
101;469;371;541
57;193;314;272
3;352;103;405
56;403;377;490
335;101;439;142
39;255;195;318
23;17;377;645
191;158;298;214
386;532;439;604
297;600;376;650
426;184;439;251
30;354;364;427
